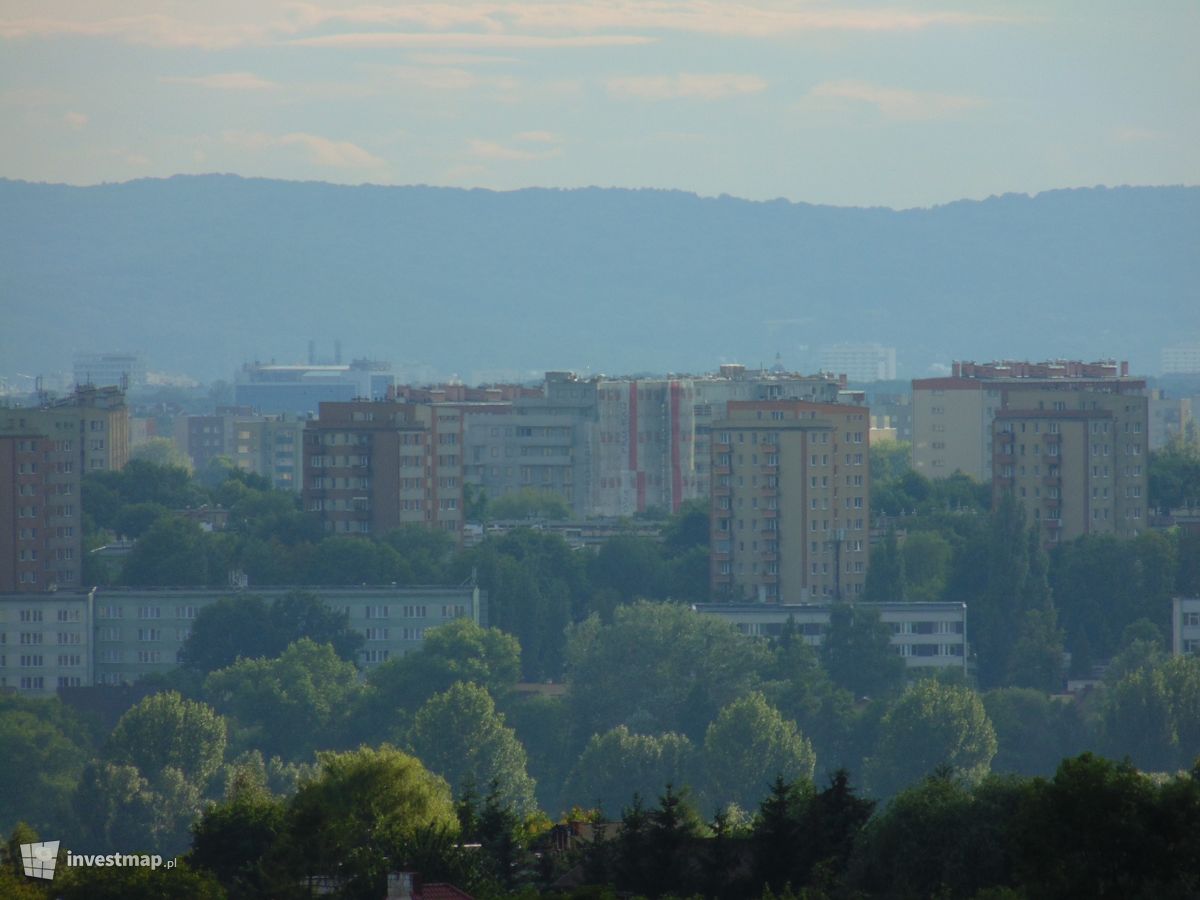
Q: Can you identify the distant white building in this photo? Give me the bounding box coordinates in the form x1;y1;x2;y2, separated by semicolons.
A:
693;601;968;673
233;359;394;415
73;352;146;391
818;343;897;383
1162;344;1200;375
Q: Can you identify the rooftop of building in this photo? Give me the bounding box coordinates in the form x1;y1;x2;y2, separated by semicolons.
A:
693;601;967;613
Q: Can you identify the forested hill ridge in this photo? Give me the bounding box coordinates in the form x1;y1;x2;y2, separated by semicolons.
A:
1;176;1196;382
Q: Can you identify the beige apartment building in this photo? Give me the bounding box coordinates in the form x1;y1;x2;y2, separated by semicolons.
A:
710;400;870;603
175;410;305;491
912;360;1146;483
993;390;1149;544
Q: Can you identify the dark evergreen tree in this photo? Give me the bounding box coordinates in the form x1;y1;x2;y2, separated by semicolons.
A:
863;526;906;602
820;603;905;699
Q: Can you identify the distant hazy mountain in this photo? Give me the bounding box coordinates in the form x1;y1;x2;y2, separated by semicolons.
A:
1;176;1196;383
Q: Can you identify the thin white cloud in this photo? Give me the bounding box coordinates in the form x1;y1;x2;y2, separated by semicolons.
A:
289;32;655;49
608;72;766;101
1112;126;1164;144
292;2;1020;39
63;110;88;130
514;130;561;143
804;80;984;121
0;86;70;107
225;130;388;169
162;72;279;91
469;137;562;160
374;64;520;92
406;52;522;66
0;14;273;50
0;2;1021;50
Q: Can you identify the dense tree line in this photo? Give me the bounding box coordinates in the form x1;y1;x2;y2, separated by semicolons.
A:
7;746;1200;898
84;455;1199;693
3;439;1186;896
9;594;1200;875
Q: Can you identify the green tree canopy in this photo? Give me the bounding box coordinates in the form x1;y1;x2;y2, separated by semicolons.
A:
488;488;571;520
866;679;997;799
204;639;362;761
703;692;816;812
130;437;194;470
983;688;1088;777
589;533;669;603
1149;432;1200;509
104;691;227;787
181;591;363;673
900;530;952;602
455;529;587;680
279;745;458;897
0;698;93;836
189;764;287;899
820;603;905;699
122;517;212;586
408;682;538;816
661;498;710;555
380;526;456;582
1102;654;1200;772
356;619;521;743
563;726;697;817
863;527;906;602
566;600;771;740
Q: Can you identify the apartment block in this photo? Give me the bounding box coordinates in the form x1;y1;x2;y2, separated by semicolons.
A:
694;601;967;672
0;585;483;696
1149;389;1193;451
0;435;80;592
379;368;860;523
710;400;870;603
0;386;127;593
303;400;465;538
993;390;1149;544
592;378;697;517
174;410;305;490
590;367;849;518
913;360;1145;482
691;366;846;502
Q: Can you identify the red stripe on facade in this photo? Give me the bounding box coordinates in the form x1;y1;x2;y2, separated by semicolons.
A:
628;382;638;471
669;380;682;513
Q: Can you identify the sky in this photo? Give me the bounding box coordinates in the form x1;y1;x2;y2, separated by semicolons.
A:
1;0;1198;208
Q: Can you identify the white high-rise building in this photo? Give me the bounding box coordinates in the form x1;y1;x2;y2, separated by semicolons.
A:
818;343;897;383
1162;344;1200;375
73;352;146;390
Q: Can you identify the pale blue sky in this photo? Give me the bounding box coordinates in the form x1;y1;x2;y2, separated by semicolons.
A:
2;0;1197;207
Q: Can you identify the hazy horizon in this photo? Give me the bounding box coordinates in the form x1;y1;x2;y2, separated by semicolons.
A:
3;1;1197;208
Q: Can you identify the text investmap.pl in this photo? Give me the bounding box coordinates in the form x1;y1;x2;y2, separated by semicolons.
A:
20;842;174;880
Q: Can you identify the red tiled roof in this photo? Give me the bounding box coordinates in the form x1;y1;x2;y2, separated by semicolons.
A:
420;884;474;900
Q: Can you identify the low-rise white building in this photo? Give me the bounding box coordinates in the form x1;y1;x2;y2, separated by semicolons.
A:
1172;596;1200;656
693;601;968;672
0;585;483;697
